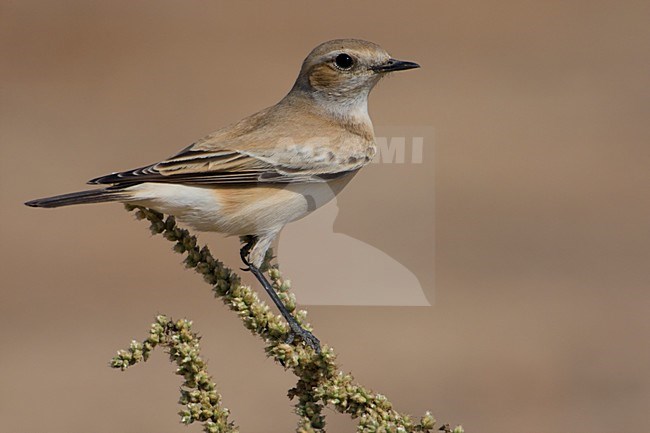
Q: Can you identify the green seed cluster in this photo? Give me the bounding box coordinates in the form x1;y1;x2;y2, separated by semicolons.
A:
111;205;462;433
316;373;441;433
111;315;237;433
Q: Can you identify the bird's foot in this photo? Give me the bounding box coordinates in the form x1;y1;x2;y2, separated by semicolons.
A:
239;236;256;270
286;319;321;354
240;235;321;353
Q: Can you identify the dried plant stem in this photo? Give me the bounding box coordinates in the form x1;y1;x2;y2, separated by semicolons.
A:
111;205;463;433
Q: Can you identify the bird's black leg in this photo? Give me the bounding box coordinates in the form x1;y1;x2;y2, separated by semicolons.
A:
239;236;256;271
240;238;321;353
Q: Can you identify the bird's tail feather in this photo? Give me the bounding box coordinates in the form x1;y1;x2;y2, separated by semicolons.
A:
25;188;129;208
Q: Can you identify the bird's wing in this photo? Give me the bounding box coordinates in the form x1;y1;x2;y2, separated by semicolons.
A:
89;103;374;186
88;146;356;185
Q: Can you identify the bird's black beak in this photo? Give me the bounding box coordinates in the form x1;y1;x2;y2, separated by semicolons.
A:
372;58;420;73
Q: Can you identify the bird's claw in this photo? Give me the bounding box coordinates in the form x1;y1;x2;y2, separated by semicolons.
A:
239;238;255;268
287;321;321;354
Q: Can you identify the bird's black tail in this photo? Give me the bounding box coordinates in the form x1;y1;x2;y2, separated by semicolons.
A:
25;188;129;208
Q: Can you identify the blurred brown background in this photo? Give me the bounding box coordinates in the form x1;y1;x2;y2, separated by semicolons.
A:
2;1;649;432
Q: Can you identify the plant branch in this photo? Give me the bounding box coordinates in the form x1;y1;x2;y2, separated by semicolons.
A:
112;315;237;433
111;205;463;433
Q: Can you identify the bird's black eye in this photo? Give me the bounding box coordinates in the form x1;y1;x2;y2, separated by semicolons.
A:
334;53;354;70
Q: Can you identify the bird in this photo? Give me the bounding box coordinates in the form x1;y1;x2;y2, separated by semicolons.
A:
25;39;420;352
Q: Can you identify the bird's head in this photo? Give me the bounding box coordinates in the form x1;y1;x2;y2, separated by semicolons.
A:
290;39;419;118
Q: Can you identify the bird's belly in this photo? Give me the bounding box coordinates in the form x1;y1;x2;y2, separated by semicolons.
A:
127;179;350;236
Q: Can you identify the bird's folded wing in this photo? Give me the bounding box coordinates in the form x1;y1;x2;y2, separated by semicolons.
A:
88;147;355;186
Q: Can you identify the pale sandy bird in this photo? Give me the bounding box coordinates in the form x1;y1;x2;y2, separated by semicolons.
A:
26;39;419;351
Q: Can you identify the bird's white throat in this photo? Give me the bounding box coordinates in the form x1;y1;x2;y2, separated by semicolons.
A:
314;88;373;129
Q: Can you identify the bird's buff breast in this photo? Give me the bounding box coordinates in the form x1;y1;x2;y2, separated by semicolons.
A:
128;175;354;236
